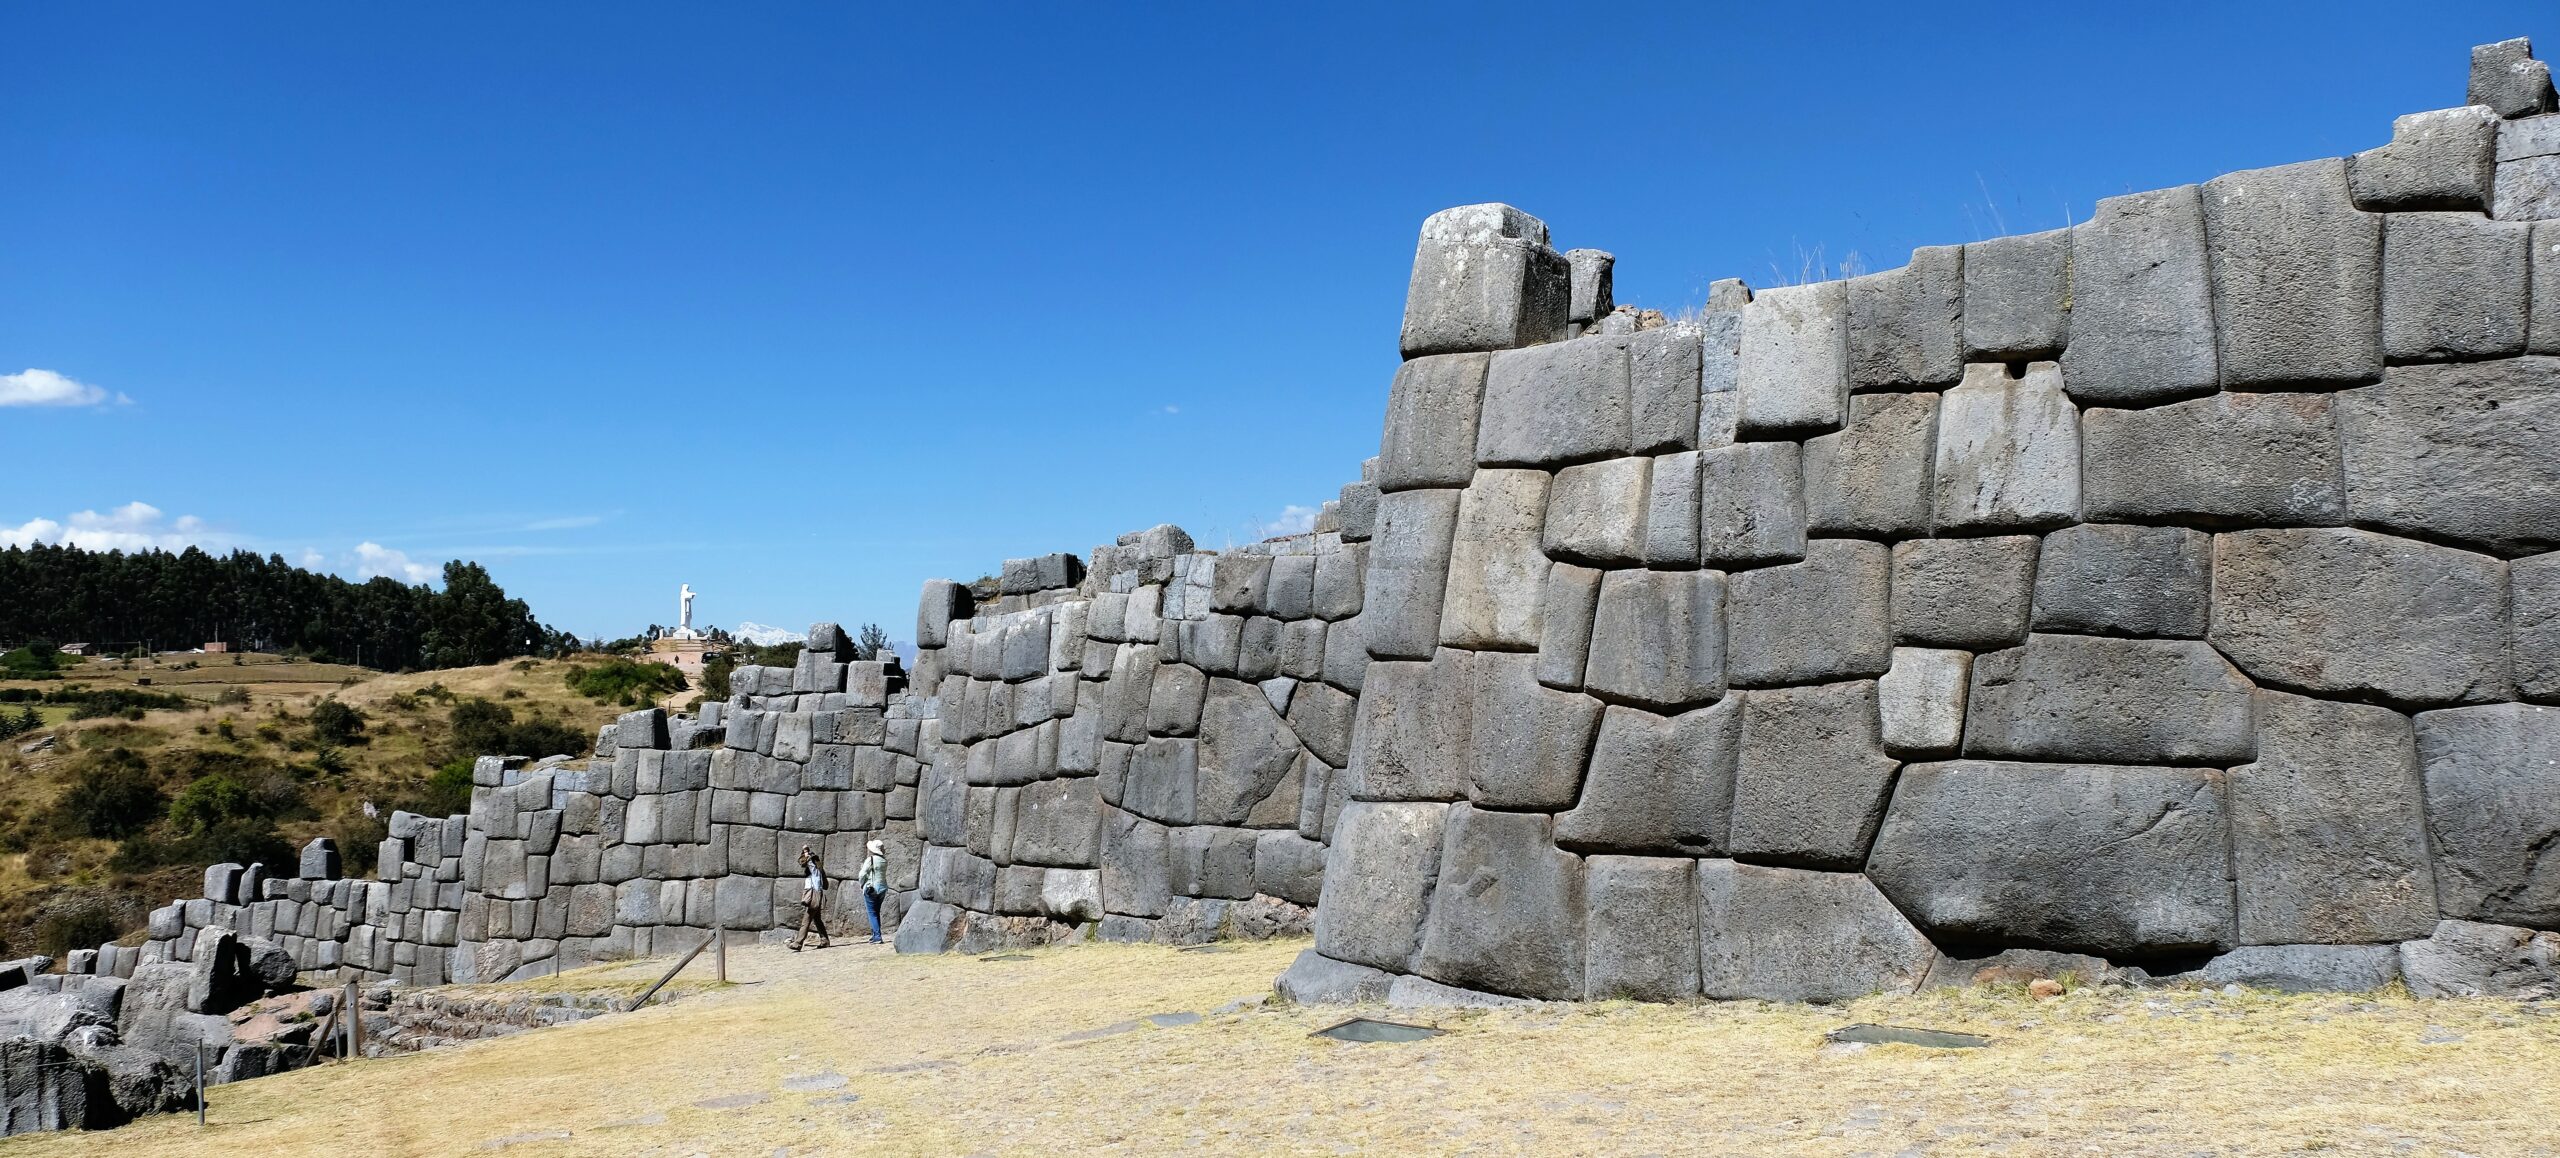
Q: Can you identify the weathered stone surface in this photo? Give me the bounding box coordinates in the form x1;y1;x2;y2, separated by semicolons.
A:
1285;679;1358;769
2195;944;2402;993
616;708;669;750
1267;555;1316;621
1583;856;1701;1002
1253;830;1326;906
1889;535;2036;650
1556;698;1740;856
1803;392;1935;538
1724;539;1890;688
1729;681;1898;870
1931;362;2078;532
1627;323;1701;455
1878;647;1968;757
1273;948;1394;1004
1211;554;1272;615
1847;246;1962;389
2351;105;2500;211
2494;150;2560;223
1010;777;1103;867
2519;552;2560;701
1377;353;1489;491
1385;974;1534;1009
2202;159;2382;388
2419;703;2560;926
1584;568;1725;709
1962;227;2068;360
1413;805;1582;1001
1145;663;1206;737
1641;451;1701;567
2335;358;2560;557
1963;634;2256;766
2061;185;2219;404
1697;861;1935;1002
2211;528;2512;706
1868;761;2235;958
1364;488;1461;660
2382;211;2529;362
1314;801;1448;972
1566;248;1613;325
1347;651;1470;802
2399;919;2560;998
2229;692;2435;945
1313;543;1366;621
2032;523;2214;639
1535;562;1603;691
1401;203;1571;358
1123;737;1198;826
1475;337;1630;467
2471;37;2558;119
299;838;341;881
2082;392;2344;528
1464;652;1601;810
1696;441;1805;568
2537;221;2560;354
1100;809;1171;918
1196;678;1302;825
917;580;968;649
1697;280;1749;449
1543;456;1649;566
1736;281;1849;435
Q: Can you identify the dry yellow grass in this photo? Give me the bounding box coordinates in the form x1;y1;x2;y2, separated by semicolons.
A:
12;937;2558;1157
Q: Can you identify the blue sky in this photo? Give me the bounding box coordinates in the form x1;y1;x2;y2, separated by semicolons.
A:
0;2;2548;642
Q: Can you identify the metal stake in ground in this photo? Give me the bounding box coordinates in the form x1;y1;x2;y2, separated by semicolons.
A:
627;929;716;1012
194;1042;205;1126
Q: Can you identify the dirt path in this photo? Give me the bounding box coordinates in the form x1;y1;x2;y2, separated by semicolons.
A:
13;937;2559;1156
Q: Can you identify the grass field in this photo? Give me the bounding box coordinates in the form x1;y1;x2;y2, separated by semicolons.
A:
12;936;2555;1157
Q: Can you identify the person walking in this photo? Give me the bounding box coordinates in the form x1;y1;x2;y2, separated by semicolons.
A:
859;839;888;944
789;844;831;951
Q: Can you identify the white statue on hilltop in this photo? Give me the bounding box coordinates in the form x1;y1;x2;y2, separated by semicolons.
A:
675;584;698;639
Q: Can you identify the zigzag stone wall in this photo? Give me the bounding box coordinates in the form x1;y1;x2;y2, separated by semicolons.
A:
98;36;2560;1006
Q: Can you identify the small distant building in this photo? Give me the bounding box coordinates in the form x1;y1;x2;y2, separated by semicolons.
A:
56;644;90;657
647;636;718;680
203;642;229;654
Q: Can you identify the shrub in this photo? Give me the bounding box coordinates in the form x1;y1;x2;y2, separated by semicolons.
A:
59;749;164;838
309;699;367;745
700;653;734;699
32;892;123;957
403;758;477;818
562;658;687;705
166;766;305;835
448;698;588;762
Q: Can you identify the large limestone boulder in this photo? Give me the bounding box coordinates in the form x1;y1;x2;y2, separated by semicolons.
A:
1411;805;1584;1001
1697;861;1935;1002
2211;528;2512;707
2230;692;2438;945
2336;356;2560;557
1312;802;1448;973
1728;681;1899;870
1555;699;1740;857
2418;703;2560;926
1867;761;2235;958
1961;634;2256;766
2399;919;2560;998
1400;204;1571;358
1583;855;1701;1002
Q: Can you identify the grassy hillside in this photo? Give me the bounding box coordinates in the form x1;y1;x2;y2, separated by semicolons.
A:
0;651;682;959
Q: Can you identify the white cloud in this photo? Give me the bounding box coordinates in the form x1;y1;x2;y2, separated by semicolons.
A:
0;369;121;408
1250;504;1321;539
0;501;223;552
297;549;327;568
731;621;806;646
520;514;603;531
352;541;438;584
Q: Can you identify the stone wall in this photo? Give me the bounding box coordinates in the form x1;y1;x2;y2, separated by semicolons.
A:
1280;36;2560;1005
93;36;2560;1006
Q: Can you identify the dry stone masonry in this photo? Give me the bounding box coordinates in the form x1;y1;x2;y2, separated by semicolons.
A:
65;42;2560;1071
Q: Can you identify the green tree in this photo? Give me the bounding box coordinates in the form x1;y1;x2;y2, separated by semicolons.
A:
60;748;164;838
856;623;890;660
309;698;367;745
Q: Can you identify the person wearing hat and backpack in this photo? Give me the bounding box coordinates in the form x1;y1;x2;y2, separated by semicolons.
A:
858;840;888;944
788;844;831;951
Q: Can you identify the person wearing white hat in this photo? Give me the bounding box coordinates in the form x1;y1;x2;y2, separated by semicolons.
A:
858;839;889;943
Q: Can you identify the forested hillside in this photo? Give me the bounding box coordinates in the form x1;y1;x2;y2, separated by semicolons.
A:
0;544;571;670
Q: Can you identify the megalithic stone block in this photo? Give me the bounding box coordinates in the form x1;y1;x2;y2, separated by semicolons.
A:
1437;468;1551;650
1877;646;1968;757
1347;649;1472;802
2211;528;2512;707
1803;391;1937;539
2350;105;2500;211
1475;336;1632;467
1535;563;1604;691
1313;800;1449;972
2418;703;2560;927
2203;158;2383;388
1962;227;2068;361
1961;634;2258;766
1866;760;2236;958
1728;680;1900;870
2060;185;2218;405
1400;203;1572;358
2382;211;2529;363
1696;860;1936;1003
1583;568;1726;710
1931;362;2078;532
1628;322;1702;454
1555;698;1741;857
1724;539;1889;688
1196;678;1300;825
1364;488;1462;660
1583;855;1701;1002
1463;651;1602;810
1412;804;1585;1001
1641;450;1702;568
1735;281;1850;436
1377;353;1489;492
1698;279;1750;450
1543;456;1649;567
1846;245;1963;389
1889;535;2037;650
2518;552;2560;701
2335;357;2560;557
2231;691;2438;945
2032;523;2215;639
1565;247;1614;327
2081;391;2344;528
2471;37;2558;118
1697;441;1806;568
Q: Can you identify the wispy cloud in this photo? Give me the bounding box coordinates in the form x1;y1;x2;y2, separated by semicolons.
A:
0;368;124;408
519;514;605;532
352;541;439;584
0;502;223;551
1247;504;1321;540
